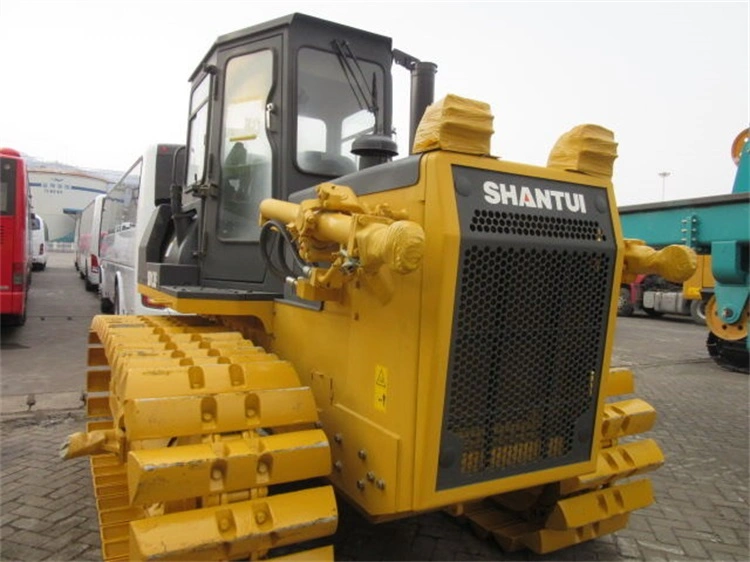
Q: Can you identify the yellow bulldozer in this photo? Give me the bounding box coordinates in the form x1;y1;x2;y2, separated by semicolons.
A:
62;13;697;561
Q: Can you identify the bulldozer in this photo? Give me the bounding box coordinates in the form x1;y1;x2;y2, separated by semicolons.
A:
62;13;698;561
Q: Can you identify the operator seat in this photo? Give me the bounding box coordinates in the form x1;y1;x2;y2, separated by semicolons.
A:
299;151;356;177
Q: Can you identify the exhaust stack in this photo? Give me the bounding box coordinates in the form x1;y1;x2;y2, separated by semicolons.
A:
394;49;437;153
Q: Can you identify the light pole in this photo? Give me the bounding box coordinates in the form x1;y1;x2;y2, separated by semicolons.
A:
658;171;671;201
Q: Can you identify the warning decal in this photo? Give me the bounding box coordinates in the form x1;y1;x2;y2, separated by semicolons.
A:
374;364;388;412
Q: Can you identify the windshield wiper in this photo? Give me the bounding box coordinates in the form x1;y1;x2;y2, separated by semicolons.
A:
331;39;380;132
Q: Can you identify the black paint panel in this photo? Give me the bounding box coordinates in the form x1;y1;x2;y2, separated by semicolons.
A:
290;154;422;203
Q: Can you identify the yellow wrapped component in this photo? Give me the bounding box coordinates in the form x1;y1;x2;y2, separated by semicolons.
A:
547;124;618;179
622;239;697;284
412;94;494;155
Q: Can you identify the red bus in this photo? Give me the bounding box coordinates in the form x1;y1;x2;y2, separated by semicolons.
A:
0;147;32;326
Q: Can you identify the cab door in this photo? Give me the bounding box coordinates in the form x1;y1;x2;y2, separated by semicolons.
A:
200;36;281;287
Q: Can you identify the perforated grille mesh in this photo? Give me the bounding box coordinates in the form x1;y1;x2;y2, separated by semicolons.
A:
470;210;606;241
439;242;612;486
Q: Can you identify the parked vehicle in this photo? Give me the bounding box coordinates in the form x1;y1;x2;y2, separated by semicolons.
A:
99;144;185;315
0;147;32;326
73;212;82;273
30;213;48;271
617;255;712;325
75;194;105;291
619;128;749;372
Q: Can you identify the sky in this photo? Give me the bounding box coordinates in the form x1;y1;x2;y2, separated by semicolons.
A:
0;0;747;206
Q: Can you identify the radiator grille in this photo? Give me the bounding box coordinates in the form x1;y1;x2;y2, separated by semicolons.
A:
437;220;614;489
438;166;616;490
448;243;610;471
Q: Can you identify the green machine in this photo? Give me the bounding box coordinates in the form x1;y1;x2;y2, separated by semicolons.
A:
620;129;749;372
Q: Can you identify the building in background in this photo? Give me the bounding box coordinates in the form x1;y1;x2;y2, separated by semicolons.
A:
27;168;110;242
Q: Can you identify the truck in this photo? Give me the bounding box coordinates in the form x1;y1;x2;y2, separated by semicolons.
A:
616;238;714;325
619;128;749;372
62;13;697;561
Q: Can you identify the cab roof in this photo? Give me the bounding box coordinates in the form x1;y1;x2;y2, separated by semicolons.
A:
189;13;392;82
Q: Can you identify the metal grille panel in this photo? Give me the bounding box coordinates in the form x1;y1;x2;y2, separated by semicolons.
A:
438;243;611;487
437;166;616;490
470;210;606;241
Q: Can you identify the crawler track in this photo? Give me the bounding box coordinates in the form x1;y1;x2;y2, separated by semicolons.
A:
69;315;337;561
707;333;749;374
457;368;665;554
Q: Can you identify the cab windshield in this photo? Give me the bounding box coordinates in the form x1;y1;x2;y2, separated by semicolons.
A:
296;47;385;176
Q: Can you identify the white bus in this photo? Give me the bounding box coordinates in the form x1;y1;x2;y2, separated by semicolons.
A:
75;194;105;291
30;213;48;271
98;144;184;315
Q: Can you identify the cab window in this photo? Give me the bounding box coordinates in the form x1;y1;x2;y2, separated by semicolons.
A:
218;49;273;241
296;47;384;177
186;77;210;188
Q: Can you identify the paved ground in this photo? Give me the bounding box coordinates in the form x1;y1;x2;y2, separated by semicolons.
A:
1;251;95;410
0;252;748;561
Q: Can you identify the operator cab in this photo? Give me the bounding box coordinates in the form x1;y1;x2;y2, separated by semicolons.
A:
143;14;436;299
151;14;393;291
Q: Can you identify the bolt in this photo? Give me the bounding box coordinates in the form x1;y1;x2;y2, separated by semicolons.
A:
358;449;367;460
334;433;343;444
211;469;222;480
334;460;343;472
722;308;734;319
218;518;231;532
366;471;375;482
376;479;386;490
356;479;365;490
246;408;256;418
257;462;268;474
255;511;267;525
202;412;213;422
